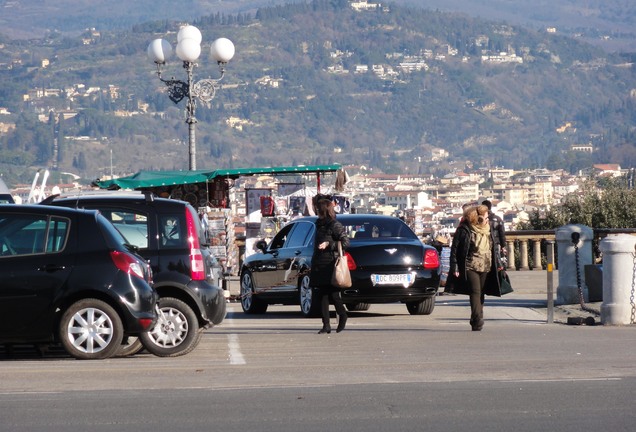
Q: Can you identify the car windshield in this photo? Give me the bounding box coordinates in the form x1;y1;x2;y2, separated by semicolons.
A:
340;217;418;241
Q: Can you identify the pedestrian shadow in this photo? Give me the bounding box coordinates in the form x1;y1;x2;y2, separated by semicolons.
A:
438;298;547;308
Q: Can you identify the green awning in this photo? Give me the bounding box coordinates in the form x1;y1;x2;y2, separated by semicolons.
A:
93;164;342;190
205;164;342;179
92;170;211;190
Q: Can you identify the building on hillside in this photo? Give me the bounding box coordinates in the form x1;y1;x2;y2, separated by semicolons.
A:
435;183;479;205
350;1;381;11
487;167;514;181
481;52;523;64
384;190;433;210
591;164;622;177
571;143;593;153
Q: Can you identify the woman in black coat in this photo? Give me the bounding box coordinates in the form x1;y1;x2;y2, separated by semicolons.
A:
310;198;350;334
446;204;501;331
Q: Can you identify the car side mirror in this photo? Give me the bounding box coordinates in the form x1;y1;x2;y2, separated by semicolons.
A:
255;240;268;252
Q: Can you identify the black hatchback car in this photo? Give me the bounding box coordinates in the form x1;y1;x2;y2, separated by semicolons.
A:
0;204;157;360
240;214;441;317
47;192;226;357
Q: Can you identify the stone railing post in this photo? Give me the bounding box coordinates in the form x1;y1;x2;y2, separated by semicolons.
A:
532;239;542;270
518;239;530;270
600;234;636;325
506;240;515;270
556;224;593;305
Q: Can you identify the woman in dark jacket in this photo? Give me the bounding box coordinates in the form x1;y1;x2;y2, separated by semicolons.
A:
310;198;350;334
447;204;501;331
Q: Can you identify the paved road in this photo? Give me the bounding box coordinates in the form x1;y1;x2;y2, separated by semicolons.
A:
1;271;634;431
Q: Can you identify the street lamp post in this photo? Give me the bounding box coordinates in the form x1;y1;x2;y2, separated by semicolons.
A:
147;26;235;170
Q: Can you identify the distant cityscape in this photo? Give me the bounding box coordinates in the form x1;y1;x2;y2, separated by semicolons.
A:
8;163;629;238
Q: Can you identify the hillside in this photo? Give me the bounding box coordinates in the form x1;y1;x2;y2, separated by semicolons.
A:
0;0;634;186
1;0;635;53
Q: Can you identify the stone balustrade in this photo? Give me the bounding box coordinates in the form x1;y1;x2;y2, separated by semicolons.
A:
490;228;636;271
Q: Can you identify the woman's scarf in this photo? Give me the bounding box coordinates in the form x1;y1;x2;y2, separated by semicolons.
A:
471;222;491;257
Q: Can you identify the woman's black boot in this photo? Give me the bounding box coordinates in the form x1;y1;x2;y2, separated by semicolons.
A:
318;325;331;334
336;315;347;333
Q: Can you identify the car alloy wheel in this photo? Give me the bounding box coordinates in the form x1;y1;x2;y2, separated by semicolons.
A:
59;299;123;360
299;274;314;317
140;297;201;357
240;270;268;314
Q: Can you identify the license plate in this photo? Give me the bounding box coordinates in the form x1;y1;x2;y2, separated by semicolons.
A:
371;273;415;287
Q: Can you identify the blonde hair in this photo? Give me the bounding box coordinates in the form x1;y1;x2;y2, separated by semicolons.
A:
476;204;489;225
463;206;478;225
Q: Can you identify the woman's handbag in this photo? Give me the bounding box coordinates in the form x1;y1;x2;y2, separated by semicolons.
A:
331;241;352;288
498;269;513;295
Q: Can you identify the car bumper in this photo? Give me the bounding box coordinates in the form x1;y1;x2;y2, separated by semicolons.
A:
187;280;227;326
341;270;440;303
114;273;159;334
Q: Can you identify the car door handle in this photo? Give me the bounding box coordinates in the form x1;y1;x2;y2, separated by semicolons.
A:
294;250;302;255
38;264;66;272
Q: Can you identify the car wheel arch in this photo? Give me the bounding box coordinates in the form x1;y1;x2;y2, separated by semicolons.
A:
152;284;207;326
54;290;128;335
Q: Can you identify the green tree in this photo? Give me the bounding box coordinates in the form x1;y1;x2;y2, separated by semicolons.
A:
519;176;636;230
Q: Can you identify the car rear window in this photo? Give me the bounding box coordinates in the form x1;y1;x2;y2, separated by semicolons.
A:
96;213;135;251
100;209;149;249
342;218;418;240
159;213;188;248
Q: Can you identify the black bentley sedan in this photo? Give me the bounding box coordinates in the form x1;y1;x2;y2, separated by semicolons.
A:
240;214;440;317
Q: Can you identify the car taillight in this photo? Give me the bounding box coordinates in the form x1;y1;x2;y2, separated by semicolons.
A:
185;209;206;281
345;252;357;271
110;250;145;279
423;249;440;269
190;247;206;280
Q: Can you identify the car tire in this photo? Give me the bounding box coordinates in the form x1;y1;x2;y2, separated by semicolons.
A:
59;298;124;360
140;297;202;357
406;296;436;315
240;270;268;314
299;274;320;318
116;336;145;357
346;302;370;312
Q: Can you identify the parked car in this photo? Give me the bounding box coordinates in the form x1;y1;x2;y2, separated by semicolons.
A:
240;214;441;317
0;204;157;360
45;192;226;357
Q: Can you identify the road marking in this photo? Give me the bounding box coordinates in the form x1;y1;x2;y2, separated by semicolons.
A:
227;334;246;365
225;307;246;365
502;378;622;383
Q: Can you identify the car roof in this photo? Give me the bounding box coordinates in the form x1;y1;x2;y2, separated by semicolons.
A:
47;192;192;209
0;203;99;217
293;214;403;222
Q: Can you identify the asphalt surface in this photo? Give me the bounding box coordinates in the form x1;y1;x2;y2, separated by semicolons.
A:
1;270;634;432
477;270;602;325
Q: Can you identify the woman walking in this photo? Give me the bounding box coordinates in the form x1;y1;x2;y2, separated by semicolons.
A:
310;198;350;334
447;204;501;331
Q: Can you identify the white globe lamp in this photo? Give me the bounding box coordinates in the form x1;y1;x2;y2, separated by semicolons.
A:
210;38;235;63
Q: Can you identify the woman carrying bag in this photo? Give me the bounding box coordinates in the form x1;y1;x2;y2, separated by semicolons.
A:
310;198;350;334
446;204;505;331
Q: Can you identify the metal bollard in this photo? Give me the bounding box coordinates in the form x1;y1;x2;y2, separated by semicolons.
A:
600;235;636;325
546;240;555;324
